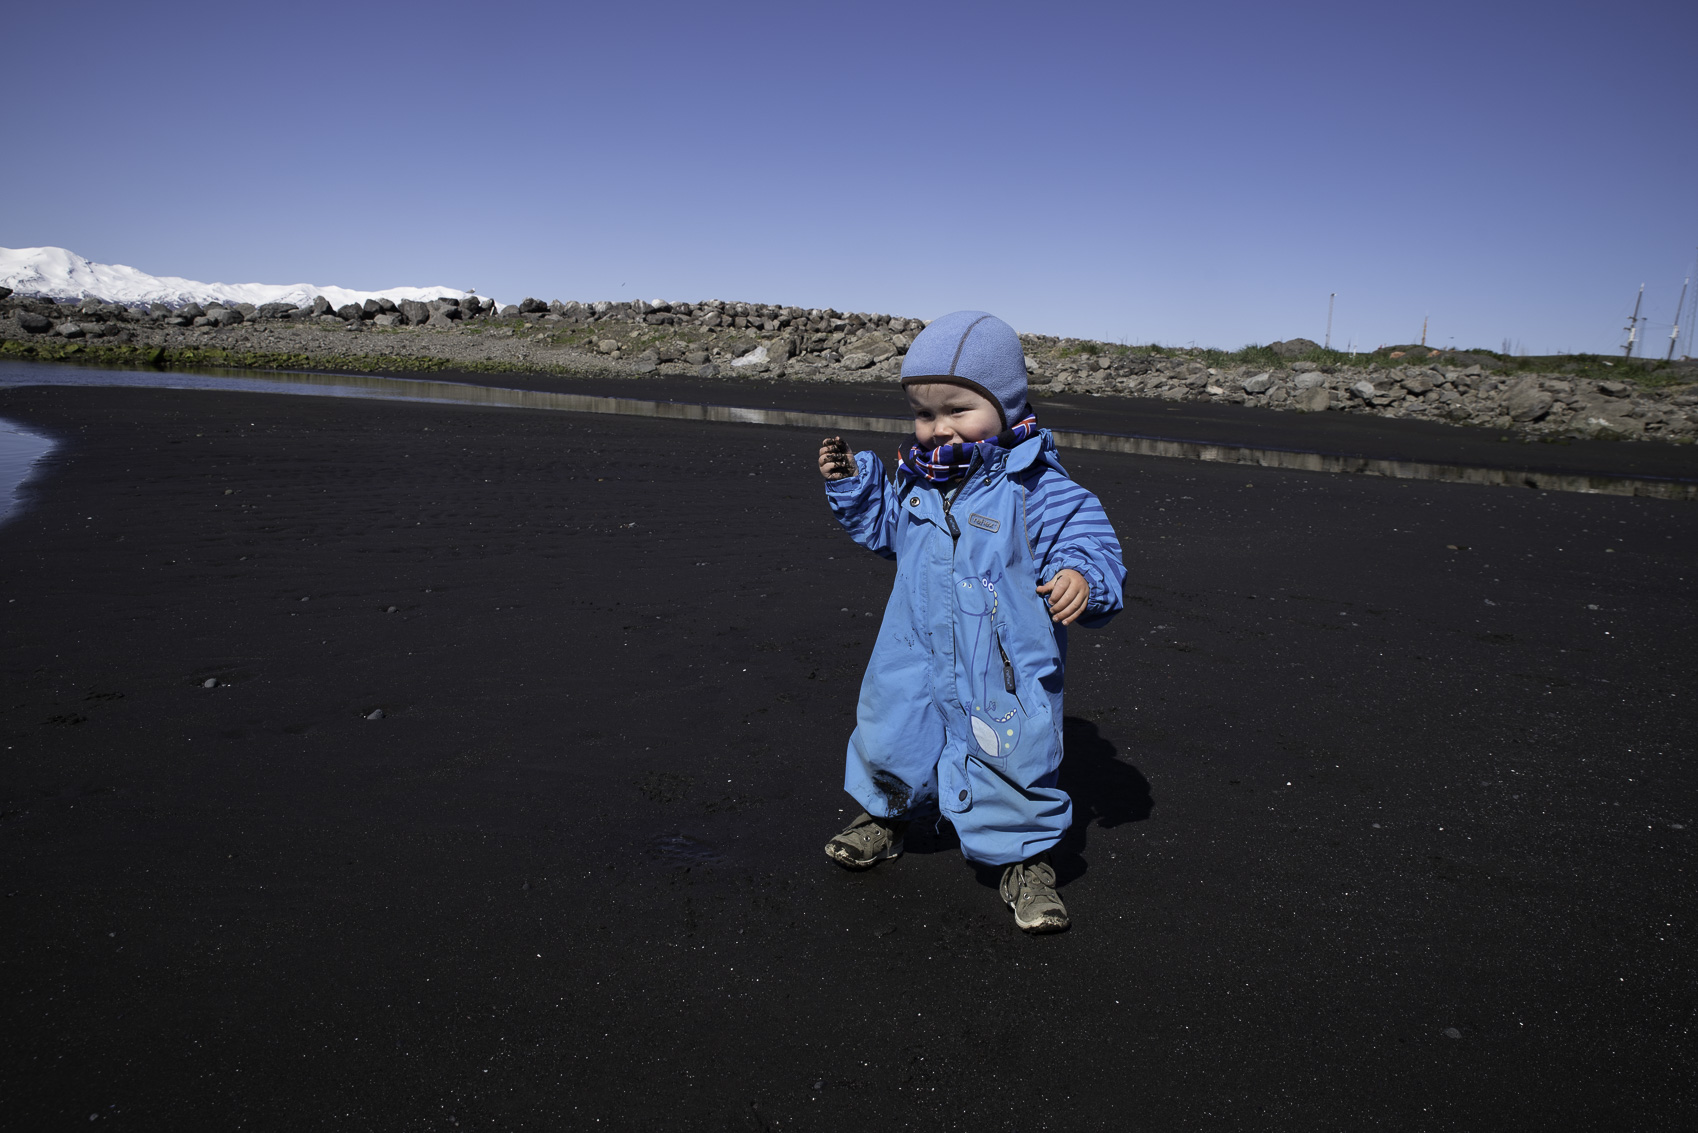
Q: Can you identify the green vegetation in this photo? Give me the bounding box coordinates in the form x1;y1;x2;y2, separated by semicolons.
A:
1046;336;1693;389
0;337;595;379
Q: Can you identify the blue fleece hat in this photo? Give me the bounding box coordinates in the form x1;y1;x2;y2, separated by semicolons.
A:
900;310;1030;428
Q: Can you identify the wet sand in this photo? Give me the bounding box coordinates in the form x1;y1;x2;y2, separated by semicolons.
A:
1;382;1694;1129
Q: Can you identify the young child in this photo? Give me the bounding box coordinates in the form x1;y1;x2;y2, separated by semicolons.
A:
817;310;1125;933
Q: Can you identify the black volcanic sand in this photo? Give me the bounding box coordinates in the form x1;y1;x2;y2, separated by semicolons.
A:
1;383;1695;1130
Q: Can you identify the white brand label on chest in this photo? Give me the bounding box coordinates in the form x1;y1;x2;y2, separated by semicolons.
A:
968;513;1000;533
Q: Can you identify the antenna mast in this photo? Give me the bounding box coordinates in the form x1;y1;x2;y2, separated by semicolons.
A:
1325;293;1335;350
1624;284;1644;359
1670;276;1690;361
1420;315;1428;347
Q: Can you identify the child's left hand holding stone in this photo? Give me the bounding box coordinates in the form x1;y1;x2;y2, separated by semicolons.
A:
818;436;854;480
1036;569;1089;624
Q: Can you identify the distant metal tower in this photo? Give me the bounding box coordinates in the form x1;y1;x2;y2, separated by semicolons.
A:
1624;284;1644;358
1670;276;1690;361
1325;293;1335;350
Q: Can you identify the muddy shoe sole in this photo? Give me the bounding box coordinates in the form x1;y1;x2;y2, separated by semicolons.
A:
823;835;904;870
1008;902;1070;933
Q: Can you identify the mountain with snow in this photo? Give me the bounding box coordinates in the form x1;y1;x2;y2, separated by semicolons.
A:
0;246;491;310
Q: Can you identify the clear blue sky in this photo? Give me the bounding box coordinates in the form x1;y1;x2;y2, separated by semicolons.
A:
7;0;1695;356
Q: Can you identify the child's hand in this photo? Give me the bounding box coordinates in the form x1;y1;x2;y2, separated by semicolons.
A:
1036;569;1089;625
819;436;854;481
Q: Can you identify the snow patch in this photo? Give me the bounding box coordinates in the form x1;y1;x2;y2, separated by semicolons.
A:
0;246;492;310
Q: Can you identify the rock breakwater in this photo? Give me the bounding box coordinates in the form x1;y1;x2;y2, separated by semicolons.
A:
3;287;1694;443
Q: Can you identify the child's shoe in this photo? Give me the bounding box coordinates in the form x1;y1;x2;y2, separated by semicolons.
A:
1000;851;1069;933
824;810;907;870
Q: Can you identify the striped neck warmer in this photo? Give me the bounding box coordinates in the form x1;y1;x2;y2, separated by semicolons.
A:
896;415;1039;485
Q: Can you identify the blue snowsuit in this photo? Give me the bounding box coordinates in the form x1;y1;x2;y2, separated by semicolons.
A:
825;431;1125;865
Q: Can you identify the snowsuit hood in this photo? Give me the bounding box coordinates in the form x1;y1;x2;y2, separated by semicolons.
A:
901;310;1029;429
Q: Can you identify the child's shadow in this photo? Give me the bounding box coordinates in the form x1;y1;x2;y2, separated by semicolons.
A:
1052;715;1153;883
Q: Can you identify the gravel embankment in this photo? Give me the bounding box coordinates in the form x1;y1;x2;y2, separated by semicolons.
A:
4;288;1695;442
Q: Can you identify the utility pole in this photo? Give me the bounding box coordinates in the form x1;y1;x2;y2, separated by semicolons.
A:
1324;293;1335;350
1671;276;1690;361
1420;315;1428;347
1624;284;1644;359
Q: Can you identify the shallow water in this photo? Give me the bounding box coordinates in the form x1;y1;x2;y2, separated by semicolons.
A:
0;417;54;528
0;360;1693;506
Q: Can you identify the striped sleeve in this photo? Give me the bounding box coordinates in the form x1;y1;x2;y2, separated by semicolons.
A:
1022;468;1125;625
825;448;901;561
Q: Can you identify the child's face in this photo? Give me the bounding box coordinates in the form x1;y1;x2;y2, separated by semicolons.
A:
906;381;1003;447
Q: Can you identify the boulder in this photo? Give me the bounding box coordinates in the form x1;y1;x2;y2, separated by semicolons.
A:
55;322;86;338
336;303;362;321
767;336;797;362
1241;372;1273;394
180;302;206;320
1349;380;1376;399
377;297;398;313
1401;372;1433;394
399;300;430;326
596;339;621;354
499;304;521;318
1504;379;1553;422
685;350;710;366
362;299;381;316
79;296;103;311
212;308;244;327
519;298;548;314
840;352;876;370
257;301;296;319
149;303;172;316
1293;372;1327;390
1270;338;1321;358
16;310;52;333
730;345;771;369
1295;385;1332;412
310;296;332;316
426;309;457;328
0;286;11;300
372;314;397;327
